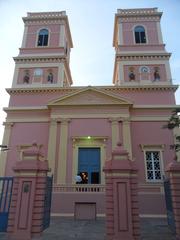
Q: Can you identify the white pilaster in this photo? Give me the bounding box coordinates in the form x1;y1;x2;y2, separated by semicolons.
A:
156;21;163;44
118;63;124;84
58;63;64;86
0;122;14;177
110;118;120;149
165;60;172;82
122;119;132;159
57;118;70;184
21;25;28;48
47;119;57;175
59;24;65;47
118;23;123;45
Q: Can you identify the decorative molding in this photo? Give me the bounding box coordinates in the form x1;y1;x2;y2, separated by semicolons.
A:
6;84;178;94
3;122;14;127
140;144;165;151
133;104;180;109
4;106;48;112
13;56;66;64
116;53;171;61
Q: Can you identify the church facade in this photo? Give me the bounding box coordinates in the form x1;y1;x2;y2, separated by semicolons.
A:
0;8;178;217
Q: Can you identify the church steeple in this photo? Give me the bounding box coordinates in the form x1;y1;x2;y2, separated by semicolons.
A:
113;8;172;86
12;11;73;88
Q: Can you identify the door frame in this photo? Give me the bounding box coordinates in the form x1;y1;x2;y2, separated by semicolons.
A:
72;137;107;184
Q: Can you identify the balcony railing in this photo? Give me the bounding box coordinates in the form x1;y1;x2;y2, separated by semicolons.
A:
53;184;105;193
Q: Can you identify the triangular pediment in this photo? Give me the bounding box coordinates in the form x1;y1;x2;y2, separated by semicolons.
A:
48;86;133;107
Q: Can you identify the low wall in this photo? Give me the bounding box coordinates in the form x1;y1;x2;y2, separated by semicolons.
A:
51;192;105;216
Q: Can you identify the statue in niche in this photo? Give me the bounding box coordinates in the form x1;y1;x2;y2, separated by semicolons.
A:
23;70;30;83
47;72;53;83
129;67;135;81
154;67;160;81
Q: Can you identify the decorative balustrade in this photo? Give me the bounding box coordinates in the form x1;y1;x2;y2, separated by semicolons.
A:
27;11;66;18
117;8;158;15
53;184;105;193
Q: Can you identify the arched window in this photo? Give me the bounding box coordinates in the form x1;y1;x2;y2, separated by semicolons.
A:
37;29;49;46
134;26;146;44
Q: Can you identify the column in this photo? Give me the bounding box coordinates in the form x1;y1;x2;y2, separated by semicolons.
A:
57;118;70;184
118;23;123;45
122;118;132;159
166;161;180;239
118;64;124;84
47;119;57;176
21;24;28;48
57;63;64;86
59;24;65;47
109;118;120;150
165;61;172;82
156;21;163;44
103;143;140;240
0;122;13;176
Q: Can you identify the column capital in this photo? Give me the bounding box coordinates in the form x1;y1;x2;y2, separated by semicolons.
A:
57;118;71;124
3;122;14;127
123;117;131;123
50;118;57;125
108;117;123;123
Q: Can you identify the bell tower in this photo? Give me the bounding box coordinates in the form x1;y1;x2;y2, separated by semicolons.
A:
12;11;73;88
113;8;172;86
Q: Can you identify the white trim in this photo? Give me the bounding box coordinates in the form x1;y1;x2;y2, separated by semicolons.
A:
156;21;163;44
21;25;28;48
143;149;164;183
59;24;65;47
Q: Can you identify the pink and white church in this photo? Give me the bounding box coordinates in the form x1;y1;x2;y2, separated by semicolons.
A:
0;8;179;218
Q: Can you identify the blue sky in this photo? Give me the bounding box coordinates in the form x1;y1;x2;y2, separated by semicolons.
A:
0;0;180;143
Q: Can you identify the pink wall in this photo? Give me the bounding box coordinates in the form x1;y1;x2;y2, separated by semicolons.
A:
17;67;58;84
26;24;61;48
130;121;175;183
51;192;105;215
65;118;112;183
122;21;159;45
124;64;167;82
8;89;176;107
118;44;165;52
5;122;49;176
139;194;166;214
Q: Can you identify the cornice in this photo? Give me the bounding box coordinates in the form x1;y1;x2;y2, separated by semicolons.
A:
3;106;48;112
6;85;178;94
133;104;180;110
116;52;171;61
13;55;66;64
116;8;162;22
118;16;161;23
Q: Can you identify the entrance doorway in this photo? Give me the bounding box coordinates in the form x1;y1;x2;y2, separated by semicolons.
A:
78;148;100;184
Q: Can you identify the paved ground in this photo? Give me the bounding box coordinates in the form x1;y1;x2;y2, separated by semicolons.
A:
0;217;176;240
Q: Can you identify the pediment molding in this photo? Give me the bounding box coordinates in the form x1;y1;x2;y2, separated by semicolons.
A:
47;86;133;107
